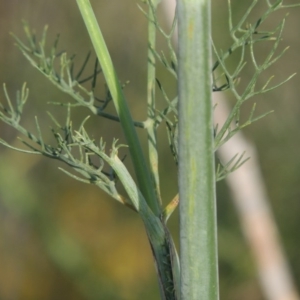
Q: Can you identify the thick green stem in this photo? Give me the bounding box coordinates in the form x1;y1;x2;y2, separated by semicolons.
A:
177;1;219;299
76;0;161;215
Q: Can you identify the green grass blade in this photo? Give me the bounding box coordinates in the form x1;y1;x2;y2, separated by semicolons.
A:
76;0;160;215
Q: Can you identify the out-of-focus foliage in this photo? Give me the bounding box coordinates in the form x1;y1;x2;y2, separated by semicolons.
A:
213;1;300;299
0;0;299;299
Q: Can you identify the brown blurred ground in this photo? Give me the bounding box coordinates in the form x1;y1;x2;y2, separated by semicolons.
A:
0;1;299;299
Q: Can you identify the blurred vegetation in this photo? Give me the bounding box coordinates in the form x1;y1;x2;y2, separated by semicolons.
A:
0;0;299;299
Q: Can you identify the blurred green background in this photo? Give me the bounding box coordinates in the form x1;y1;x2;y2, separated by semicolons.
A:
0;1;299;299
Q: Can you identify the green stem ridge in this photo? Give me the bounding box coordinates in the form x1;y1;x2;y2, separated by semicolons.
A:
177;1;219;299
